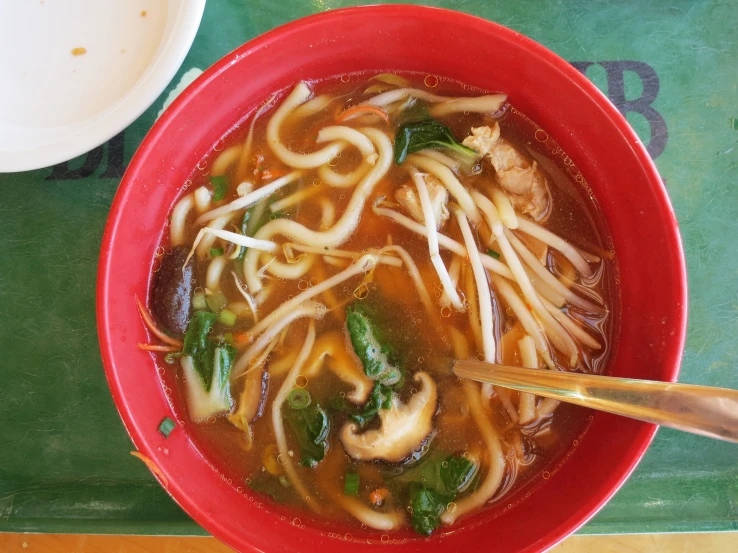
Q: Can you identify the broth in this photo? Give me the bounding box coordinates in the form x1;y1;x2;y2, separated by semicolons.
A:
143;72;614;536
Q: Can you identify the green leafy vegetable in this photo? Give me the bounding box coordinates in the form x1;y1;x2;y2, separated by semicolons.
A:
440;455;478;494
181;341;236;420
209;247;224;258
209;175;229;201
235;209;252;264
287;388;312;410
248;473;289;503
350;382;392;428
346;303;403;386
487;249;501;260
394;118;478;165
283;404;330;468
408;483;447;536
344;472;360;496
182;311;218;387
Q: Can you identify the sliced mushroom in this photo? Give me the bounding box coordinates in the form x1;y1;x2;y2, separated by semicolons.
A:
340;372;437;463
303;331;373;404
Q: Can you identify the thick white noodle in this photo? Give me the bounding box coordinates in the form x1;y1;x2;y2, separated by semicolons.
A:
441;380;505;526
318;161;371;188
246;254;379;343
262;252;316;280
244;129;392;292
271;321;321;513
211;144;241;176
193;186;212;213
266;83;345;168
416;149;460;170
429;94;507;117
517;335;538;425
269;185;323;213
170;193;194;247
231;301;327;380
316;126;376;161
205;256;227;291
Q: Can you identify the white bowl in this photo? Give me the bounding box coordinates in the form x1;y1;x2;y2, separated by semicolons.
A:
0;0;205;173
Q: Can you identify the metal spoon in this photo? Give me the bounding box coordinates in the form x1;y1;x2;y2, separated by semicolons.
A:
453;360;738;443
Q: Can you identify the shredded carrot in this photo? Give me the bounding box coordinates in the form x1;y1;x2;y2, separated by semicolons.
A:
137;343;181;352
135;296;183;347
261;168;289;181
369;488;390;506
232;331;252;345
336;105;389;124
130;451;169;487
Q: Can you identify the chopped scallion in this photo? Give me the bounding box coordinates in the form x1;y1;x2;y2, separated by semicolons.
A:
218;308;238;327
158;417;176;438
209;247;224;258
205;291;228;313
344;472;360;496
210;175;229;201
487;249;501;260
192;293;207;311
288;388;311;410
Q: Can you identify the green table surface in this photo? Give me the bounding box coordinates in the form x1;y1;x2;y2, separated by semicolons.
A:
1;0;737;537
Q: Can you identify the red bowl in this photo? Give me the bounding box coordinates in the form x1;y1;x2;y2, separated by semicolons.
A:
97;5;687;553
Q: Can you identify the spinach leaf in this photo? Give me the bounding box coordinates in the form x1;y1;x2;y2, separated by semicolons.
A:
235;209;252;263
283;404;331;468
209;175;229;201
440;455;479;494
213;343;237;395
182;311;218;388
408;483;447;536
248;473;289;503
350;382;393;428
394;118;479;166
395;452;448;495
346;303;402;386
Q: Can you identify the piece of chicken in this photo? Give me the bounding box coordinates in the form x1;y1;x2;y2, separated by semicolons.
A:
463;124;550;220
395;174;450;229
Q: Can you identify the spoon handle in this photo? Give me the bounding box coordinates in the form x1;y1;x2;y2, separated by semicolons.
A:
453;360;738;443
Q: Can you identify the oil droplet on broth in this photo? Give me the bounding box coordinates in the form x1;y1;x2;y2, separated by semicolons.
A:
446;501;457;514
292;518;301;527
380;534;390;543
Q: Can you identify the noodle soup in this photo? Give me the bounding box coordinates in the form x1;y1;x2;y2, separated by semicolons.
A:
139;73;612;535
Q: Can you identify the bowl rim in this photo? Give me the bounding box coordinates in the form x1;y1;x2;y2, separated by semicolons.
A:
97;4;688;552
